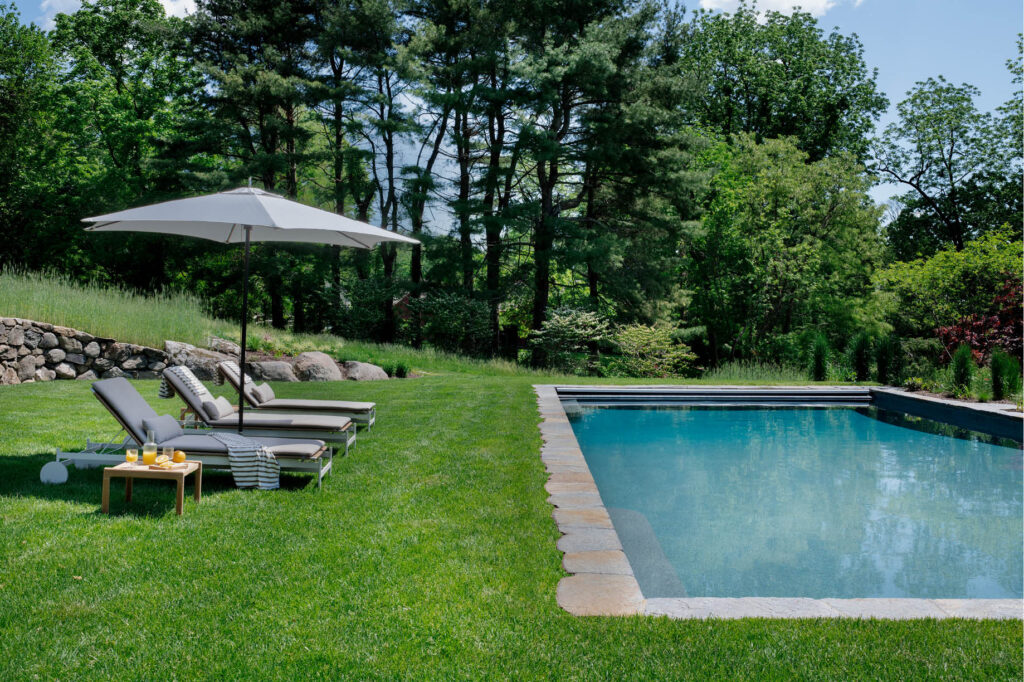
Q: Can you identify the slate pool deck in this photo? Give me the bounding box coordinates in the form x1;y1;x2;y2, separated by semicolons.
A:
534;384;1024;620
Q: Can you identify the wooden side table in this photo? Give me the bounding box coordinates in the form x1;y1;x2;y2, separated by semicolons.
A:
102;461;202;515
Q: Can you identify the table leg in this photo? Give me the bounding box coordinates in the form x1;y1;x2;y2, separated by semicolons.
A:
176;477;184;516
125;477;133;503
101;472;111;514
194;463;202;502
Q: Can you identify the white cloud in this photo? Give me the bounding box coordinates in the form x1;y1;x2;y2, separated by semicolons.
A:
39;0;194;30
700;0;839;18
159;0;196;18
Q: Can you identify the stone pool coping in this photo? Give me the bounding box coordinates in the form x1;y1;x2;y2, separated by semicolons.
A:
534;384;1023;620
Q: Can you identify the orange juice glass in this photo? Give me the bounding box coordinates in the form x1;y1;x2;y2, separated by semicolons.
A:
125;448;138;464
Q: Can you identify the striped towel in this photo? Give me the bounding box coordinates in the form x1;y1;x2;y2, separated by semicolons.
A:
210;432;280;490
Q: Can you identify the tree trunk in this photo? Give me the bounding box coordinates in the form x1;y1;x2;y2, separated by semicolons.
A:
457;110;474;292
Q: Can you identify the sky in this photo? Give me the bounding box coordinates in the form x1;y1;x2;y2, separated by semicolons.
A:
9;0;1023;207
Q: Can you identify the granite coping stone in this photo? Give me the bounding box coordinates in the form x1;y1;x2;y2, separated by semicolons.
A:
534;384;1024;621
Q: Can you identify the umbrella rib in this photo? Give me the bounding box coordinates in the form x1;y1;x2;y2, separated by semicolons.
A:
225;224;237;244
343;233;375;249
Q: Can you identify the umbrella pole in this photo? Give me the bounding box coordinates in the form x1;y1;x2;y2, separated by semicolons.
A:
238;225;252;434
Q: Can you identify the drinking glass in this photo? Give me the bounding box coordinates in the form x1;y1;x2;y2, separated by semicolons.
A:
125;448;138;464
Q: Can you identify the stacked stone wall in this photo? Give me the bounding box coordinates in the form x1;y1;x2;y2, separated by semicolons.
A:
0;317;168;385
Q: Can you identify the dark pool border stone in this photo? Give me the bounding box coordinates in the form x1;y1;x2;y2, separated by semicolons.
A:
534;384;1024;620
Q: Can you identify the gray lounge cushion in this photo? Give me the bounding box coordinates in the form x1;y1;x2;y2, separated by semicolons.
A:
202;396;235;420
142;414;183;443
159;433;326;459
259;398;375;413
253;383;275;404
92;377;158;443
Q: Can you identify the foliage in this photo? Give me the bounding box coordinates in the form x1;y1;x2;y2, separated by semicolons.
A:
850;332;872;381
810;333;829;382
874;227;1022;337
683;136;882;365
875;335;903;386
529;308;610;375
406;292;492;357
990;349;1022;401
607;324;698;378
680;1;887;160
393;361;408;378
951;344;974;394
873;44;1022;257
936;278;1023;363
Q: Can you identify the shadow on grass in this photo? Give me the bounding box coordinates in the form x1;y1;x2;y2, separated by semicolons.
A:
0;453;320;517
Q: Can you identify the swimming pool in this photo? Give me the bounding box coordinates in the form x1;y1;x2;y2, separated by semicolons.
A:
567;405;1023;600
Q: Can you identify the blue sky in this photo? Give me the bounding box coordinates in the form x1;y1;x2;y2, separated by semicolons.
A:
10;0;1023;205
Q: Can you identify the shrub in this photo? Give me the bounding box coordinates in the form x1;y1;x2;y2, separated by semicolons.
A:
875;335;903;386
902;337;943;379
608;324;698;378
991;349;1022;400
903;376;925;391
810;333;829;381
394;362;409;378
382;363;396;378
936;278;1023;363
408;292;492;357
529;308;610;375
951;344;974;394
850;332;872;381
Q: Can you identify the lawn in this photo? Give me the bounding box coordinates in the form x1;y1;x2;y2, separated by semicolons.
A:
0;375;1020;680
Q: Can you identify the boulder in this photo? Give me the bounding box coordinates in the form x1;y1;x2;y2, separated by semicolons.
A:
35;368;57;382
33;355;46;367
16;346;29;357
148;360;167;372
17;356;36;381
1;366;19;385
54;362;77;379
7;326;24;347
74;331;95;344
0;345;15;361
31;348;43;355
46;348;66;364
101;367;126;380
39;332;59;350
165;340;232;380
59;335;83;353
83;341;101;358
23;328;41;349
65;352;86;366
293;352;343;382
122;355;147;371
343;361;389;381
250;360;299;382
93;357;114;372
135;370;160;380
209;336;241;357
104;342;132;363
0;327;7;344
75;369;98;381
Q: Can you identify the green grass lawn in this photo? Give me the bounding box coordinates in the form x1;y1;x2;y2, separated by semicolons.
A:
0;376;1020;680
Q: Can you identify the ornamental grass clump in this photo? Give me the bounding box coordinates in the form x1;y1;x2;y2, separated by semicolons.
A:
990;349;1022;400
875;335;903;386
951;344;974;396
850;332;872;381
810;333;829;381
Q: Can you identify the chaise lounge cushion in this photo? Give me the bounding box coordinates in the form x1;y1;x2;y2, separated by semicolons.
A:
142;414;183;443
159;433;326;459
202;396;235;420
253;383;275;404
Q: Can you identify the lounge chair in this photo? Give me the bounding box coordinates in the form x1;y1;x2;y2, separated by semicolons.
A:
218;360;376;430
45;377;333;487
161;366;357;451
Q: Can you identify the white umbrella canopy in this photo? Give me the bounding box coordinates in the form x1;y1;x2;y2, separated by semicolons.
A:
84;187;418;248
82;186;419;432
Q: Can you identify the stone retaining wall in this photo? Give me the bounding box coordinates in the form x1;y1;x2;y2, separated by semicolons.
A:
0;317;169;385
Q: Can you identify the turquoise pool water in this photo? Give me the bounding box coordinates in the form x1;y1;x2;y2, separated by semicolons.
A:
567;406;1023;599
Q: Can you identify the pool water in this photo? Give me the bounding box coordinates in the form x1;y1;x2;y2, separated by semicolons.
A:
567;406;1023;599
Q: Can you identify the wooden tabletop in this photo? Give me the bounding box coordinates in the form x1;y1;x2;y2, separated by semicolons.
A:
106;461;200;479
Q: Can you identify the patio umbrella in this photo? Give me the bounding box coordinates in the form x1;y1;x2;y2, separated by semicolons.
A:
83;186;418;431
